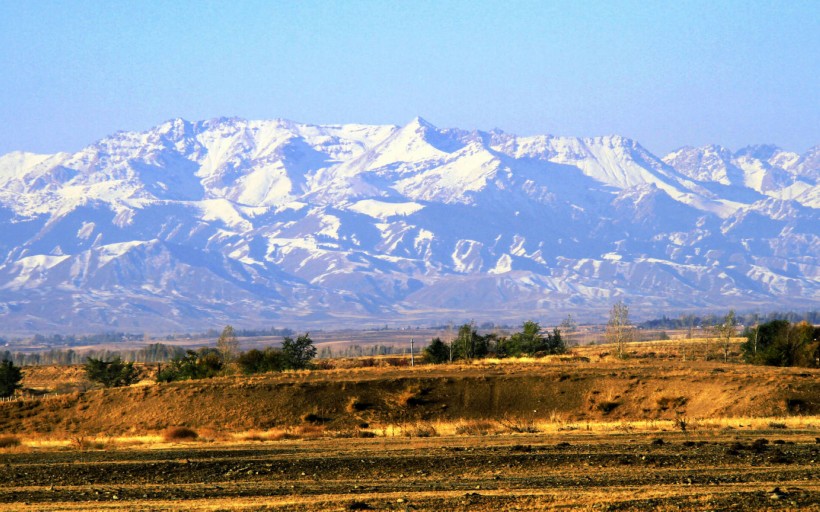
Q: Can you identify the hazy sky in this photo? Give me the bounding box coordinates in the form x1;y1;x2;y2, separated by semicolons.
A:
1;0;818;156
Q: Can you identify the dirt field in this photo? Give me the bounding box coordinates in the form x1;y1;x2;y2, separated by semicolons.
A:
0;429;818;511
2;342;819;510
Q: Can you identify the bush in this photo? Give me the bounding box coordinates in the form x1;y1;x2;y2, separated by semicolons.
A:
237;348;286;374
84;357;140;388
0;435;21;448
162;426;199;441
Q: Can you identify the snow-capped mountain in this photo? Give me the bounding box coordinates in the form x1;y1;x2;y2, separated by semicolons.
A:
0;117;817;333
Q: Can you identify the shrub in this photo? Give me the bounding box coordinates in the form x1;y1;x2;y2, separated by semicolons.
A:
0;435;21;448
237;348;286;374
163;426;199;442
84;357;140;388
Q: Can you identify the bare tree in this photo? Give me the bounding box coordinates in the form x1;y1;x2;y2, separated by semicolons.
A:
712;310;737;362
560;314;578;346
605;300;633;358
750;312;760;356
217;325;239;363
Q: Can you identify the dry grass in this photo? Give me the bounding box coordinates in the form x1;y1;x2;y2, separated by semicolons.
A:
453;419;497;436
394;386;427;407
3;412;817;452
292;424;326;438
235;429;288;442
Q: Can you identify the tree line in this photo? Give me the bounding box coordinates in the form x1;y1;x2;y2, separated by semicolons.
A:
741;319;819;367
424;321;566;363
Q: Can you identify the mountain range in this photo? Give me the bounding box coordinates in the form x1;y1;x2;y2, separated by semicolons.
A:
0;117;817;333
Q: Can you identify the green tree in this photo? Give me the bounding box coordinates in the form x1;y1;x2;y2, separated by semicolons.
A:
742;320;819;367
452;323;488;360
501;321;566;357
423;337;449;364
216;325;239;363
84;357;140;388
545;327;567;355
281;333;316;370
157;348;224;382
0;359;22;398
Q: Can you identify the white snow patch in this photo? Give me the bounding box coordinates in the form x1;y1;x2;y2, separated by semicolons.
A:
348;199;425;219
96;241;148;266
489;254;513;274
77;221;96;240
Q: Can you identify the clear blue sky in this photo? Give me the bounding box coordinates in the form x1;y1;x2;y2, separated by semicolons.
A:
1;0;818;156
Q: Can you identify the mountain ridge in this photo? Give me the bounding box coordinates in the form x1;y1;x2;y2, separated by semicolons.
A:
0;117;817;333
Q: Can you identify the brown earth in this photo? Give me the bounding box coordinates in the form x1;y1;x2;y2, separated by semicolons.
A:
4;357;819;436
0;431;818;511
1;353;819;511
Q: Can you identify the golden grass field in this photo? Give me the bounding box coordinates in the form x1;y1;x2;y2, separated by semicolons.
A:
0;338;818;510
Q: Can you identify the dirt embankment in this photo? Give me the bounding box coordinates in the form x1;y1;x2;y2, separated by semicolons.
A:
2;360;818;435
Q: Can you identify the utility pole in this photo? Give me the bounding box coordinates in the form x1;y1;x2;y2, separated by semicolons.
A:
410;338;415;367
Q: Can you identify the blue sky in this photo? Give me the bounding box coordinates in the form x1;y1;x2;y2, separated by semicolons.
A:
1;0;817;156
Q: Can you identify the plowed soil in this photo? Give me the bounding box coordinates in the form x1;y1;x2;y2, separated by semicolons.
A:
1;430;818;511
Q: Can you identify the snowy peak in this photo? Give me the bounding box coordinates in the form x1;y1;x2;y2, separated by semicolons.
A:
0;118;817;332
663;145;738;184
